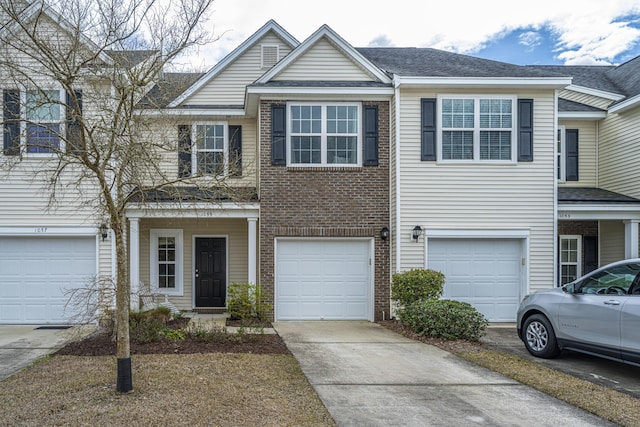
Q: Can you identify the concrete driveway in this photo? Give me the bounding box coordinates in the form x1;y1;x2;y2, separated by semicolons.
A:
0;325;93;381
274;321;615;427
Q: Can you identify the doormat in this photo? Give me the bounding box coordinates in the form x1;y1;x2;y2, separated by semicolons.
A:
35;326;72;330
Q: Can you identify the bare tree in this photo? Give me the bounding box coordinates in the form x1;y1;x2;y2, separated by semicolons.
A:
0;0;227;392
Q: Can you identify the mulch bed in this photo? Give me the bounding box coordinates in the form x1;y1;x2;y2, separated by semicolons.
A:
56;318;289;357
377;320;484;353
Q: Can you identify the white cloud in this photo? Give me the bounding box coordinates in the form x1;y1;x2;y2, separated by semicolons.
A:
518;31;543;52
179;0;640;68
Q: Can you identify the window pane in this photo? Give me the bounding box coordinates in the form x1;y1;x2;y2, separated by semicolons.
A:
327;136;357;164
26;90;60;121
442;99;473;129
197;152;224;175
26;124;60;153
196;125;224;150
442;131;473;160
291;136;321;164
480;131;511;160
480;99;512;129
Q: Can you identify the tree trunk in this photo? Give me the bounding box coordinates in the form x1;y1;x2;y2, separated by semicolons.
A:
113;221;132;392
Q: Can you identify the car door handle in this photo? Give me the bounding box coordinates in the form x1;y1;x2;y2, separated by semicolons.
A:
603;300;621;305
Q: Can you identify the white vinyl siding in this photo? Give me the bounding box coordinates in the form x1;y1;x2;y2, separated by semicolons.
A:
274;37;373;81
558;89;614;110
396;88;556;294
186;32;293;105
139;218;249;311
599;107;640;199
600;221;625;266
557;120;597;187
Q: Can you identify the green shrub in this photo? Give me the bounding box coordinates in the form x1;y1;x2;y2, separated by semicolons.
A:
391;269;445;306
398;299;488;341
131;317;165;343
227;282;272;324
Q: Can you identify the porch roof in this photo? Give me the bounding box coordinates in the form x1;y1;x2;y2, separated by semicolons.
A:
128;186;258;203
558;187;640;204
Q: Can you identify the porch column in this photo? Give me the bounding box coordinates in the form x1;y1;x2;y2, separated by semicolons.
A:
624;220;639;259
129;217;140;310
247;218;258;285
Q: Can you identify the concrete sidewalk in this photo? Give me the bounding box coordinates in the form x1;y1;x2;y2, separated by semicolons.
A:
274;321;614;427
0;325;94;381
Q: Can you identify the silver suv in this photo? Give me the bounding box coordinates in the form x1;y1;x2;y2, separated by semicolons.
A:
517;259;640;366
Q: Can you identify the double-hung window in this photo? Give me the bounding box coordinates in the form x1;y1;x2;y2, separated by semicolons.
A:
24;89;64;154
439;96;516;162
193;123;227;176
288;103;360;166
560;235;581;285
150;229;183;295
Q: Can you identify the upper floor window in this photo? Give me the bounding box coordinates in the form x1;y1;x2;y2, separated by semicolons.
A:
558;127;579;182
438;96;516;162
288;103;361;166
193;123;227;176
25;90;64;154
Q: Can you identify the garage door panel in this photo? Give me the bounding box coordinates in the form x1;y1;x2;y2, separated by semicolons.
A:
0;237;96;324
276;239;371;320
429;238;522;322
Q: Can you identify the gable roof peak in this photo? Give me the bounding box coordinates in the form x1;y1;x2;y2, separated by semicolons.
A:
167;19;299;107
255;23;392;85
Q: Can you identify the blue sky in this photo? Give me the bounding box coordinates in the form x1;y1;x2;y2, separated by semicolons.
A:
181;0;640;70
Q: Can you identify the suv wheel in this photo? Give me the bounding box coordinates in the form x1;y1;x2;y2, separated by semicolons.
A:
523;314;559;358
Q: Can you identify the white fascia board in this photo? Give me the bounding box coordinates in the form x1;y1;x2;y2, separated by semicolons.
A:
246;86;394;97
394;76;572;89
558;204;640;220
565;84;624;101
0;226;98;236
126;203;260;219
608;94;640;114
424;229;531;238
168;20;299;108
558;111;607;120
256;25;392;85
139;108;247;118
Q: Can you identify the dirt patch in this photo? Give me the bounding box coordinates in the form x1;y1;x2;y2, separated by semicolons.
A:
57;318;289;357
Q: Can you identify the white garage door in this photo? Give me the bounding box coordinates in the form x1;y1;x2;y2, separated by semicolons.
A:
428;238;522;322
276;239;372;320
0;237;96;324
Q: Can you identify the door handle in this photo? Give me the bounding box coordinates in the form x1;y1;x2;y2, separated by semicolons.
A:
604;300;620;305
195;269;199;278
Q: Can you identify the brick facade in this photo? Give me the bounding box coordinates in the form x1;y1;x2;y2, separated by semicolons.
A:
558;220;598;237
259;100;391;321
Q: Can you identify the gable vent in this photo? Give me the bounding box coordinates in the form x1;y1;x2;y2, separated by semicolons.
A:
262;45;279;68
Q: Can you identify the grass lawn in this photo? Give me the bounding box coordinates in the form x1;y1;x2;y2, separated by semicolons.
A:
0;353;335;426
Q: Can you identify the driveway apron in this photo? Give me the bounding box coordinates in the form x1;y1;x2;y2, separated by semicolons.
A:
273;321;614;427
0;325;92;381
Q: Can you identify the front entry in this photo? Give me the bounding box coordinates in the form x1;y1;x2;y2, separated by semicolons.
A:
195;238;226;307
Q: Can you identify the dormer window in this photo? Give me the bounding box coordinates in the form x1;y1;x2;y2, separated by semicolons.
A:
261;45;279;68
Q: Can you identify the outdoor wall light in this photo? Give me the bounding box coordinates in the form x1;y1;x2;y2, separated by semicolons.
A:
412;225;423;241
100;223;108;241
380;226;390;241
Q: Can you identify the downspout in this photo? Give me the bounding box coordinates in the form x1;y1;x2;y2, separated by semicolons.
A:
392;77;402;317
553;89;559;287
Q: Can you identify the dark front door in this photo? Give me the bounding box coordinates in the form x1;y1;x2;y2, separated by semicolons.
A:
195;238;226;307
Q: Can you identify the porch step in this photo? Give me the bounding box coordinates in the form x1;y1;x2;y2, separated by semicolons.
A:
192;308;227;314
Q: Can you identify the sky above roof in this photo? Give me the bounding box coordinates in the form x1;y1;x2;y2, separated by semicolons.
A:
178;0;640;71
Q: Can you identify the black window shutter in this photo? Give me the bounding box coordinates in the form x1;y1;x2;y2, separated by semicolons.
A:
421;98;436;161
271;104;286;165
178;125;192;178
229;125;242;177
66;90;83;154
518;99;534;162
3;90;20;156
363;105;379;166
566;129;579;181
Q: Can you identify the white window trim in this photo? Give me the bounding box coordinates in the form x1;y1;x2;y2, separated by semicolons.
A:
261;44;280;68
557;125;566;182
21;88;66;157
191;122;228;177
286;102;362;167
150;229;184;296
437;94;517;164
560;234;582;285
